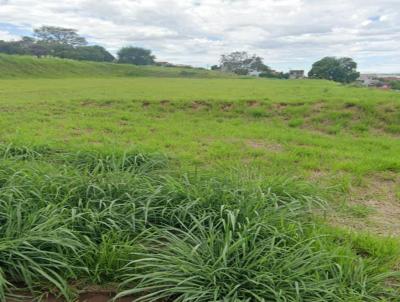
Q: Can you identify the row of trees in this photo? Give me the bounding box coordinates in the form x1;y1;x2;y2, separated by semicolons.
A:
215;51;360;83
0;26;156;65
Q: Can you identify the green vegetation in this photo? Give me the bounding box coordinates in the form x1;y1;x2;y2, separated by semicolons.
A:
0;54;231;79
308;57;360;83
0;55;399;300
0;146;399;301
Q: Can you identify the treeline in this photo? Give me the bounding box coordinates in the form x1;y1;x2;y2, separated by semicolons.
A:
0;26;160;65
0;26;115;62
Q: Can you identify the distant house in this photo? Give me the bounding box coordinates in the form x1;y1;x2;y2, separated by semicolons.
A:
289;70;304;79
358;74;400;86
357;74;380;86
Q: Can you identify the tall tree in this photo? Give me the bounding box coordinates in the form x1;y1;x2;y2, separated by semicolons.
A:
220;51;270;75
308;57;360;83
34;26;87;47
117;47;155;65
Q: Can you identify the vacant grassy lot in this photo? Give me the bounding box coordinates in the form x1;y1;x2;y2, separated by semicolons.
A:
1;77;399;233
0;56;399;300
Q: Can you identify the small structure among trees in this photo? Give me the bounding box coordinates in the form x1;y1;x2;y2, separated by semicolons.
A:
289;70;305;79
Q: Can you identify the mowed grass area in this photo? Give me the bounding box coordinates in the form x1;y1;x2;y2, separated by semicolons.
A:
1;63;400;300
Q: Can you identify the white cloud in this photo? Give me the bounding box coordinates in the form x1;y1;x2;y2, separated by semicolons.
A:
0;29;18;40
0;0;399;72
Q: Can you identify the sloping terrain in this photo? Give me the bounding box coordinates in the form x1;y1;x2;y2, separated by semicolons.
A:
0;77;399;236
0;54;232;79
0;61;399;300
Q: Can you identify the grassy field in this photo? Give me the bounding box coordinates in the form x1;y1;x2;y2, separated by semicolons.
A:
0;55;399;301
0;54;232;79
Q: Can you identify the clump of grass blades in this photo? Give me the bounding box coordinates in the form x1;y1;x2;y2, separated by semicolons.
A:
117;208;398;302
0;143;168;173
0;144;397;301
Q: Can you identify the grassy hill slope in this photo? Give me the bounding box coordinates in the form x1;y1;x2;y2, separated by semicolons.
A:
0;60;399;300
0;54;232;79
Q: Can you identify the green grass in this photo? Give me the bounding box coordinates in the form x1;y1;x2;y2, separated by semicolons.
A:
1;55;400;300
0;54;232;79
0;77;399;184
0;146;398;301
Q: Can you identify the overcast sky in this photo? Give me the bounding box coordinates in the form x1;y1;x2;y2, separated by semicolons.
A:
0;0;399;72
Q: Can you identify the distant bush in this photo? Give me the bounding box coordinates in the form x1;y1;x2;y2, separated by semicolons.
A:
117;47;155;65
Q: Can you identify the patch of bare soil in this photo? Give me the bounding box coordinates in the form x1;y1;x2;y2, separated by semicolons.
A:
80;100;114;108
159;100;170;107
6;291;138;302
190;100;211;111
271;102;288;110
246;100;261;107
245;139;283;153
220;102;233;111
331;174;400;236
311;100;327;113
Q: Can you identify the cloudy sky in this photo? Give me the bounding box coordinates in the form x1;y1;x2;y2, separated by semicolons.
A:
0;0;399;72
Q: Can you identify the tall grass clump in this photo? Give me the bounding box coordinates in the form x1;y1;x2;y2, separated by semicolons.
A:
117;205;398;301
0;144;398;301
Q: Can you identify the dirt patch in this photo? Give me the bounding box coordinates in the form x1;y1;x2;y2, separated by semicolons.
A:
311;100;327;113
246;100;261;107
70;128;94;136
159;100;170;107
351;176;400;236
191;100;211;111
142;101;150;108
272;102;288;110
309;169;328;182
220;102;233;111
119;120;129;126
80;100;114;108
330;174;400;236
79;292;135;302
6;291;138;302
245;139;283;153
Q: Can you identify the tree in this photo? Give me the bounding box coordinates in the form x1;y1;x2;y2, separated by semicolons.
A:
220;51;270;75
308;57;360;83
34;26;87;47
73;46;115;62
0;40;22;55
27;43;49;58
117;47;155;65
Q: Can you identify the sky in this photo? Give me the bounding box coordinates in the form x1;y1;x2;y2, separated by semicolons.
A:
0;0;399;73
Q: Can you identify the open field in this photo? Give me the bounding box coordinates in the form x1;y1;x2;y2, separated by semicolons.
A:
0;55;399;301
1;77;400;233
